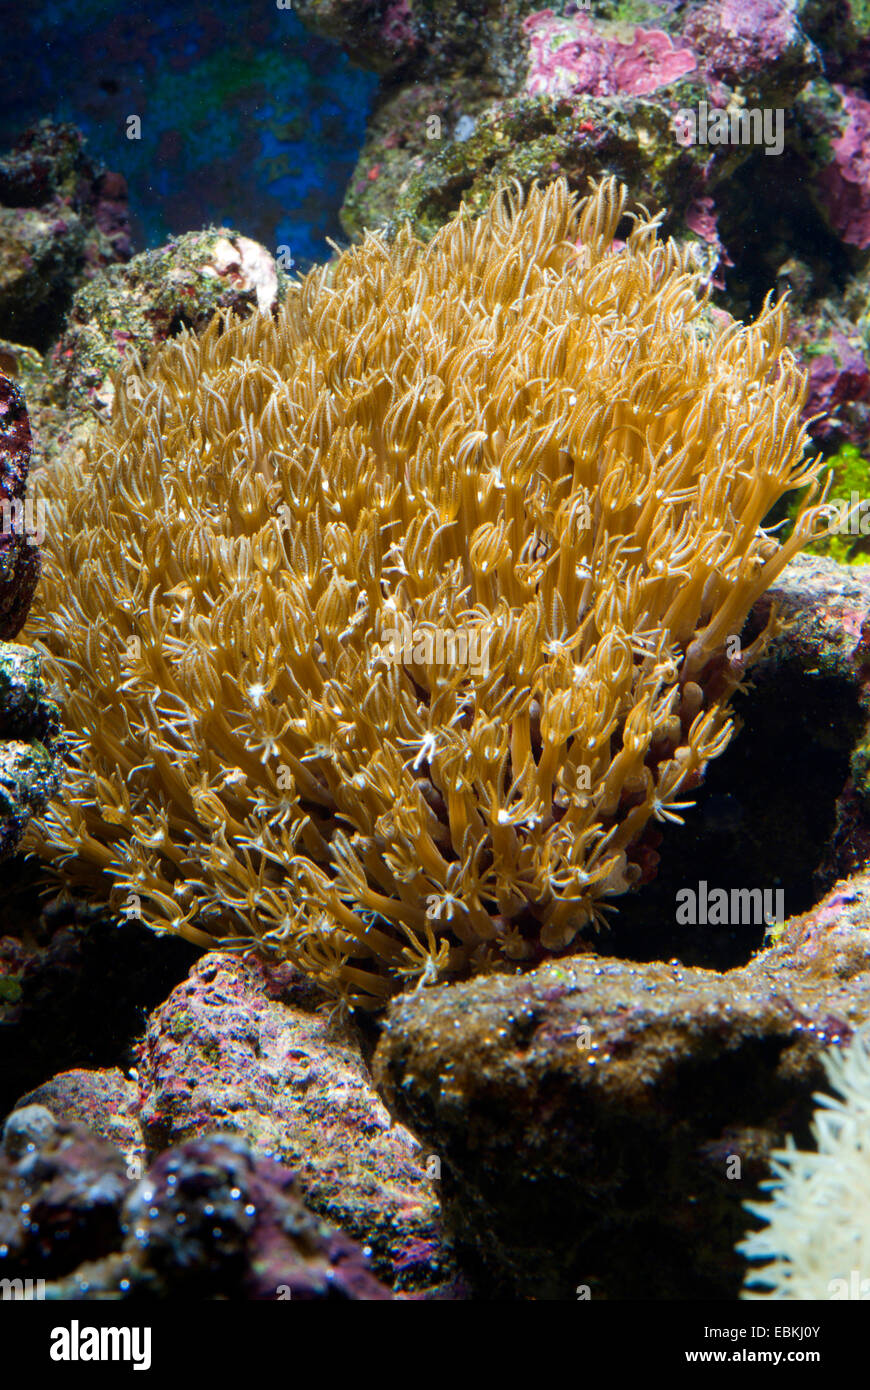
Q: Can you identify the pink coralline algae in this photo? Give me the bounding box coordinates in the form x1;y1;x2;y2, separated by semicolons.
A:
685;196;720;243
684;196;733;288
0;375;39;639
522;10;696;98
383;0;418;54
803;334;870;441
816;87;870;250
685;0;809;86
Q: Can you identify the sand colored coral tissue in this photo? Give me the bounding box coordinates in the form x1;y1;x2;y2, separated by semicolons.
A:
25;179;829;1009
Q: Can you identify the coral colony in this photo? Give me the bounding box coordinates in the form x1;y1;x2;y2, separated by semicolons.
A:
741;1024;870;1300
6;0;870;1318
25;179;828;1010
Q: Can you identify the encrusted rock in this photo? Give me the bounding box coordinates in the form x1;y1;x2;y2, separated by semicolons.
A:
684;0;818;101
320;0;820;262
2;1102;59;1159
26;226;288;478
47;225;285;421
120;1135;393;1300
292;0;423;78
0;374;62;863
0;900;198;1119
0;373;40;639
348;89;711;246
135;953;451;1291
0;1110;392;1299
373;869;870;1299
0;120;131;348
0;1107;130;1276
15;1069;142;1164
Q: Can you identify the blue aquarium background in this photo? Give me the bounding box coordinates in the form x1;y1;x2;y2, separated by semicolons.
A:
0;0;377;266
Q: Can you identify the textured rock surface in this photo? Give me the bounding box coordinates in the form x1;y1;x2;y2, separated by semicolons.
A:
49;227;283;415
813;84;870;249
135;953;451;1291
373;869;870;1299
792;304;870;454
0;1105;130;1278
118;1135;394;1300
0;374;62;859
684;0;817;98
293;0;423;76
0;373;40;640
0;1109;392;1299
15;1069;142;1165
0;120;131;348
313;0;820;248
346;88;711;246
296;0;870;452
0;644;61;860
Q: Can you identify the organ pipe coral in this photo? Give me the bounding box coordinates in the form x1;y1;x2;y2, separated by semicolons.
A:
25;179;828;1009
740;1024;870;1300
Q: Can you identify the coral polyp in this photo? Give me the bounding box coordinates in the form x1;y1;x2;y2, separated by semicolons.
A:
26;178;827;1009
740;1024;870;1300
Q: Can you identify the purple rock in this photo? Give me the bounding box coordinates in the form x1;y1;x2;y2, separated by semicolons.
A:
0;374;39;639
685;0;815;89
816;86;870;249
522;10;697;98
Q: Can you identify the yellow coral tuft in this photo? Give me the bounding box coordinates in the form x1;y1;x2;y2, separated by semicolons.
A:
25;178;828;1008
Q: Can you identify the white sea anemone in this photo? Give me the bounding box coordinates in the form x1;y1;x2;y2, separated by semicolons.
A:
740;1023;870;1300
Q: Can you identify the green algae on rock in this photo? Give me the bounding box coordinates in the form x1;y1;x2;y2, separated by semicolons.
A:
793;442;870;564
357;92;710;246
48;227;287;419
17;228;290;485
